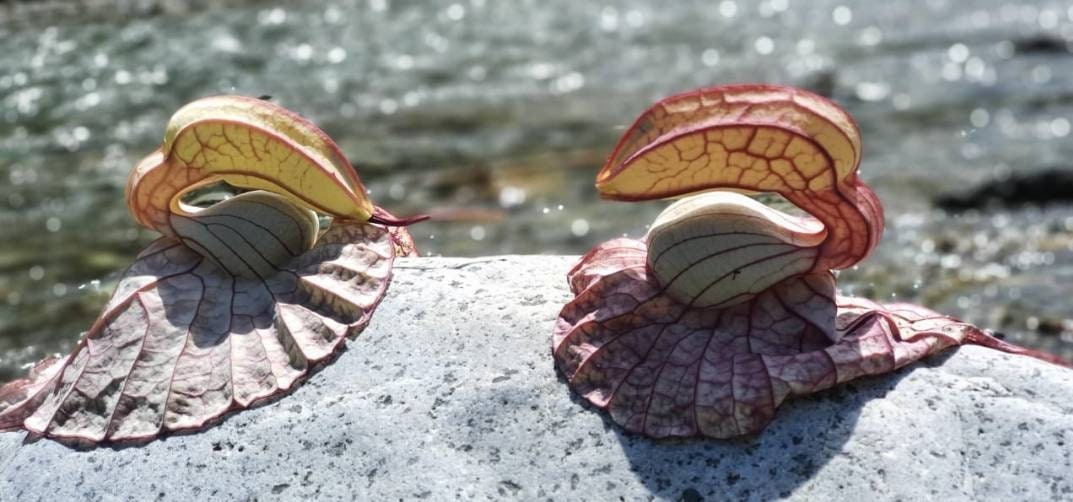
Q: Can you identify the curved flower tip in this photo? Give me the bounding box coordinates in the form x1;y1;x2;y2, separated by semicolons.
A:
372;206;422;257
554;84;1068;439
0;96;418;443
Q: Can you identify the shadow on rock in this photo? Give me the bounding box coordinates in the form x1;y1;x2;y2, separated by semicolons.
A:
610;367;919;501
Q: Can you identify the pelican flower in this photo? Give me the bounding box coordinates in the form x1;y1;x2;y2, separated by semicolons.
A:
553;84;1068;438
0;96;422;443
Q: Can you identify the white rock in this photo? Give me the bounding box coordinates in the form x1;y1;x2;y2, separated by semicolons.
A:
0;257;1070;501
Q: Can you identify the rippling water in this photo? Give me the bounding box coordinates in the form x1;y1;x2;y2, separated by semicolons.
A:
2;0;1073;379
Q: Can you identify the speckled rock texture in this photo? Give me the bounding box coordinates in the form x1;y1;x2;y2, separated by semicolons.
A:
1;256;1070;501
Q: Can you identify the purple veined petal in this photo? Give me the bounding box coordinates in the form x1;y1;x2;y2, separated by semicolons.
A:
0;356;68;431
553;241;1070;439
0;197;397;443
554;83;1070;440
0;96;422;444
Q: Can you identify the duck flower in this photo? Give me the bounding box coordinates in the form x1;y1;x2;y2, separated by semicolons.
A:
0;96;420;443
554;84;1067;438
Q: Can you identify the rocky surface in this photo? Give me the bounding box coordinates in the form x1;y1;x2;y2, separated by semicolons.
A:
0;256;1070;501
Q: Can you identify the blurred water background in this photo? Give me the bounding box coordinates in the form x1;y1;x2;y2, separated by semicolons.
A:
2;0;1073;380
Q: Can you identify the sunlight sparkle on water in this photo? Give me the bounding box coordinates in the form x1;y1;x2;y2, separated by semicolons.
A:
754;37;774;55
718;1;737;18
857;26;882;46
832;5;852;25
600;7;619;31
855;82;890;102
570;219;590;237
258;8;286;25
445;4;466;21
947;43;970;63
1050;118;1071;138
379;99;399;115
498;187;526;208
701;49;720;66
552;72;585;94
470;226;486;241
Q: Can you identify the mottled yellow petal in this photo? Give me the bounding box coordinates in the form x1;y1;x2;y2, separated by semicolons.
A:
166;96;371;217
596;84;860;200
596;84;882;271
128;96;372;237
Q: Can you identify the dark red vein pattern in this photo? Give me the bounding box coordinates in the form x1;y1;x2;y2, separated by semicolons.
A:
555;83;1069;439
554;240;1068;439
0;220;396;443
0;96;417;443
